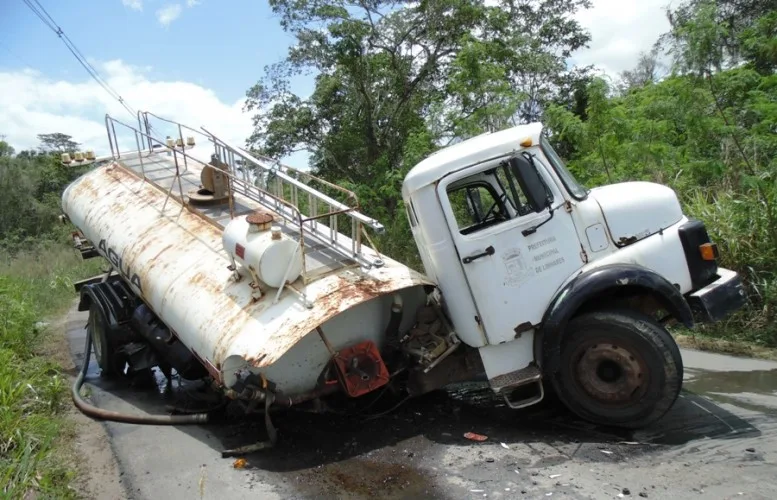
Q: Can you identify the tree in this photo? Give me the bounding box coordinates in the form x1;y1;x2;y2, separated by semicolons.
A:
37;133;80;154
245;0;593;219
0;138;93;250
739;11;777;75
0;140;14;157
617;45;665;93
660;0;774;74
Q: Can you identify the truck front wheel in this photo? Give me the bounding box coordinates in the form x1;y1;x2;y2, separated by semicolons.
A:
552;308;683;429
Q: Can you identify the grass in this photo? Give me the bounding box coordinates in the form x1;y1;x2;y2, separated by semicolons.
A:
0;242;103;499
675;332;777;361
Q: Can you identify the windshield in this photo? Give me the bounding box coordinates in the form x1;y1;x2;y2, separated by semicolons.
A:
540;133;588;200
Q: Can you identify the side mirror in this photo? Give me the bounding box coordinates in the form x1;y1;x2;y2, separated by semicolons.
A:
509;155;551;213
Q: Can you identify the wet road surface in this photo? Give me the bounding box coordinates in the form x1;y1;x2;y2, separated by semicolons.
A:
65;309;777;499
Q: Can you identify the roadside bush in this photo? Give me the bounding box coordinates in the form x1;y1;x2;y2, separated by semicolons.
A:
0;276;75;498
0;245;103;498
685;188;777;345
546;67;777;347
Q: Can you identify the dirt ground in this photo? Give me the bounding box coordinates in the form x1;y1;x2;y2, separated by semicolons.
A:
59;306;777;499
45;311;127;500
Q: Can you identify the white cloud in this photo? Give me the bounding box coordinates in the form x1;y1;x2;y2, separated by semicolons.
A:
0;61;253;161
571;0;675;79
156;4;183;27
122;0;143;11
186;0;201;7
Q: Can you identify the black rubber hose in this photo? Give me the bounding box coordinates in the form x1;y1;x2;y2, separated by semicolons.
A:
71;313;209;425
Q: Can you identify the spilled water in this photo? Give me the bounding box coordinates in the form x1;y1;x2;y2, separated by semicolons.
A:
74;312;777;499
684;367;777;416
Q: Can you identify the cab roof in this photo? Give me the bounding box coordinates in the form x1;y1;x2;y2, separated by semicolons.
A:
402;122;544;195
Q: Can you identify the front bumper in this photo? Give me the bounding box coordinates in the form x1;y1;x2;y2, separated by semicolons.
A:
686;267;748;323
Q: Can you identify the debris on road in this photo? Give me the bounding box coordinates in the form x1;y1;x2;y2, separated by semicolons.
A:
222;441;273;458
233;458;247;469
464;432;488;442
500;442;510;449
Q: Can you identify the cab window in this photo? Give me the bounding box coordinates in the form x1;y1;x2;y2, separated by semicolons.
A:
493;163;534;217
448;182;506;234
447;156;550;235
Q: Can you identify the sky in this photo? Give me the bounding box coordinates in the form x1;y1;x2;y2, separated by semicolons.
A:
0;0;675;168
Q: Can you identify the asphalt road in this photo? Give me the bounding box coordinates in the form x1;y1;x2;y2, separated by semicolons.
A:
65;308;777;499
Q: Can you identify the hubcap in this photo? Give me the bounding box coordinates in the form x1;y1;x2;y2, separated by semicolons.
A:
574;343;646;405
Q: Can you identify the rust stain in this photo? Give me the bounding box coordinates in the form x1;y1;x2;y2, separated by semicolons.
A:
65;154;434;379
71;177;100;199
212;305;257;365
241;272;428;367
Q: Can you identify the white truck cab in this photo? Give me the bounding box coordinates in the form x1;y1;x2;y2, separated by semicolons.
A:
401;122;747;427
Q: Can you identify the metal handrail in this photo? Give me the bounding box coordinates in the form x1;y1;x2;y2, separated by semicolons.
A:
137;110;218;174
132;111;384;235
200;128;385;231
104;114;305;227
104;112;386;284
201;129;385;265
140;110;214;147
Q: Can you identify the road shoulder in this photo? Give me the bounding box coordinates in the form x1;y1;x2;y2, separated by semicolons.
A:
46;304;127;499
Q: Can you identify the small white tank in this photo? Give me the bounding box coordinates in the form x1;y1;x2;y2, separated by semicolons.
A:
222;212;303;288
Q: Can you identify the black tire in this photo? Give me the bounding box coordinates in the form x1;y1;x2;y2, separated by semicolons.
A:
551;308;683;429
87;302;121;379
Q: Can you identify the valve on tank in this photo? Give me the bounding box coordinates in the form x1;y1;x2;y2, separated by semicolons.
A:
188;154;230;206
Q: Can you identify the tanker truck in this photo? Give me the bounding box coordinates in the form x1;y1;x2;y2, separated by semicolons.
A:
61;111;747;442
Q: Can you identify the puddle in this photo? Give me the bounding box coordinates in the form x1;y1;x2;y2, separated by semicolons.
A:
683;368;777;416
685;368;777;397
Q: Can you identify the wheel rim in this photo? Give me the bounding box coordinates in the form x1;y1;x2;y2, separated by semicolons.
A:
572;341;648;407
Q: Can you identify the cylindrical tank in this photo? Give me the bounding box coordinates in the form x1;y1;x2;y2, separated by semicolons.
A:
222;216;303;288
61;161;433;395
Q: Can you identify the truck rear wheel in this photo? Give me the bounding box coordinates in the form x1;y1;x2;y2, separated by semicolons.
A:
553;308;683;429
87;303;121;379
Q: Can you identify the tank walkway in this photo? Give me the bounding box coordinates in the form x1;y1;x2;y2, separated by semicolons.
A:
106;111;385;284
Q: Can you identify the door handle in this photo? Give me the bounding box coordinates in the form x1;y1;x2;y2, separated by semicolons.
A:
463;245;495;264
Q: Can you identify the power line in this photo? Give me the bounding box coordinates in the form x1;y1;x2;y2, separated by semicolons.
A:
20;0;138;120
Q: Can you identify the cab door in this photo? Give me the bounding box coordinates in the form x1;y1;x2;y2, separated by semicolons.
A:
437;152;584;345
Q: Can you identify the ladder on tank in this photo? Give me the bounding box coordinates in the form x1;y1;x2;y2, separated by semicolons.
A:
102;110;387;286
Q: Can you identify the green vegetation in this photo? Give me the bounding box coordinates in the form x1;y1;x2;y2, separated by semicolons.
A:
247;0;776;346
544;0;777;344
0;136;102;498
0;2;774;494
